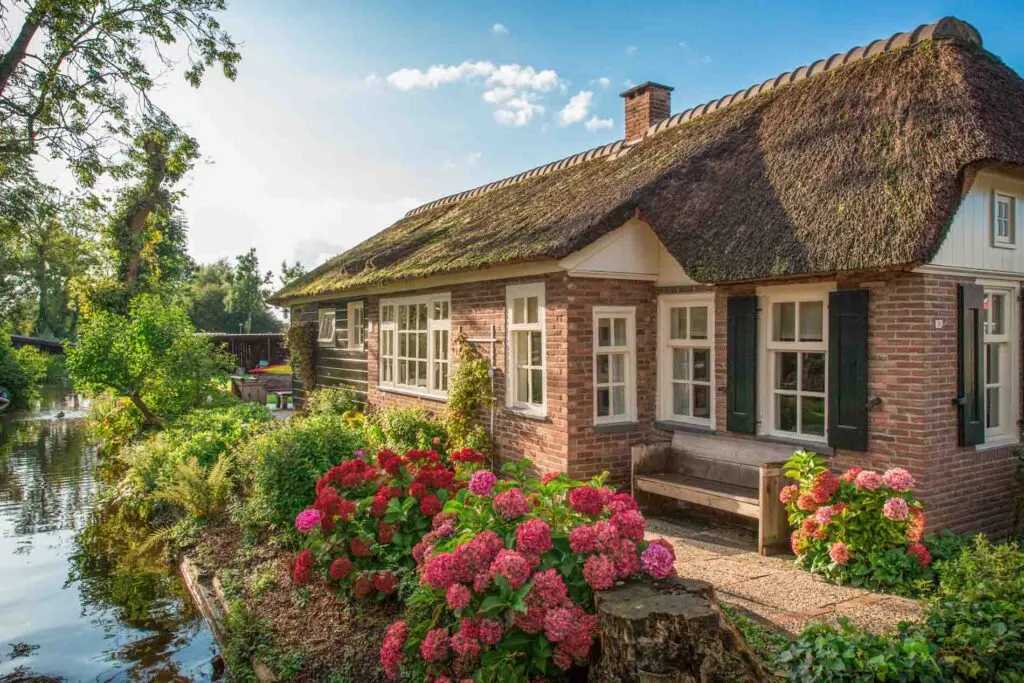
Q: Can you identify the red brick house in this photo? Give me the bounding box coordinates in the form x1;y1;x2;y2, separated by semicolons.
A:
271;17;1024;539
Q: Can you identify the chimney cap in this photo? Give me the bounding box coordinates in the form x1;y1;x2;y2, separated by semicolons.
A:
619;81;674;98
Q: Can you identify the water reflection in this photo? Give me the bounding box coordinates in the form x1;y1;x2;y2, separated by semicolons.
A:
0;389;214;681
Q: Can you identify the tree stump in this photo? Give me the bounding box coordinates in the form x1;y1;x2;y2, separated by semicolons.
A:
594;578;769;682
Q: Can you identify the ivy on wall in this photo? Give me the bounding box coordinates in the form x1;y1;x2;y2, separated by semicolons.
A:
285;320;317;402
443;332;495;455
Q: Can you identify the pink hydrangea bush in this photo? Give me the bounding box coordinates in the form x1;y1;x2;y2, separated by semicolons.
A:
782;450;932;589
290;445;487;599
381;460;676;681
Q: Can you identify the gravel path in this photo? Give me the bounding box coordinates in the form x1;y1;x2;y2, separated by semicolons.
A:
646;517;922;635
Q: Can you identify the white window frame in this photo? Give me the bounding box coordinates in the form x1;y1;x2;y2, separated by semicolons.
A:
992;192;1016;249
657;294;715;427
317;308;336;343
347;301;365;350
758;283;834;443
378;292;450;399
980;282;1019;445
506;282;546;418
593;307;637;425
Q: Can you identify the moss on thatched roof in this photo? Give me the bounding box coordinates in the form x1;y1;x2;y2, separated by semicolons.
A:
272;22;1024;304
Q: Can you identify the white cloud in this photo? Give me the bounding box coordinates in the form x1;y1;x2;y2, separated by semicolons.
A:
678;41;688;49
363;72;381;86
626;45;638;56
701;55;713;64
559;90;594;125
597;76;611;89
584;115;613;132
386;60;561;126
492;23;508;34
442;152;483;169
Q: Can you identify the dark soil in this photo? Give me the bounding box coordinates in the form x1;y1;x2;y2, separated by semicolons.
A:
195;521;400;682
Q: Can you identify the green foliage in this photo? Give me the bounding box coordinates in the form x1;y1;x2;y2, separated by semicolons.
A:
442;332;495;455
305;385;363;416
182;257;282;333
365;407;447;453
934;535;1024;603
67;293;234;422
153;454;232;520
235;413;366;530
225;248;275;333
88;393;149;455
0;330;41;410
285;321;317;397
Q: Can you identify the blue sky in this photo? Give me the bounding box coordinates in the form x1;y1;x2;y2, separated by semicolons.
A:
154;0;1024;275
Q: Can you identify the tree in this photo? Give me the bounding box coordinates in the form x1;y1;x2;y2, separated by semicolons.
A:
66;293;233;424
280;260;306;289
225;248;273;333
0;0;240;186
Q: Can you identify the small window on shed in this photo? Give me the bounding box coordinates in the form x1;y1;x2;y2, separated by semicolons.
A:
993;193;1016;248
317;309;336;343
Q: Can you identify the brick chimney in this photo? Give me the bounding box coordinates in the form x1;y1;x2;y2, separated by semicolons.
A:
620;82;673;144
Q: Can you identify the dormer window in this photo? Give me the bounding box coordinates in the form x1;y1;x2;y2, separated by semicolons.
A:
993;193;1015;248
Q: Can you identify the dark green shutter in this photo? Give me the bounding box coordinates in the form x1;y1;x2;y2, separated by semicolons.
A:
957;283;985;446
828;289;869;451
727;296;758;433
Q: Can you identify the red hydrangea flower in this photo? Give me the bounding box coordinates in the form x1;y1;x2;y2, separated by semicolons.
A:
583;554;616;590
374;571;398;594
908;508;926;542
610;492;639;512
597;487;615;506
594;520;621;552
829;541;850;565
908;542;932;567
446;583;472;610
472;571;490;594
610;509;646;540
610;538;641;578
409;482;428;500
419;628;449;662
540;471;561;485
569;485;603;516
380;620;408;680
451;448;485;465
779;484;799;505
810;471;840;503
543;606;580;642
449;631;480;658
515;518;552;555
377;521;396;544
354;572;374;598
292;549;314;585
350;537;374;557
378;449;403;476
477;618;502;645
569;523;599;554
493;488;530;520
840;466;863;483
528;568;568;608
329;556;353;581
370;494;389;518
790;529;803;555
513;605;546;634
553;650;573;670
796;493;818;512
424;552;460;590
489;549;531;589
420;494;442;517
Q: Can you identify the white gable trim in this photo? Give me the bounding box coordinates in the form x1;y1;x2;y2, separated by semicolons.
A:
558;219;695;285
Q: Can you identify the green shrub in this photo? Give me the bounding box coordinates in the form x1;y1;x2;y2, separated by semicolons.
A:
365;407;446;453
236;413;365;530
305;385;362;416
89;393;150;455
934;535;1024;603
0;331;40;410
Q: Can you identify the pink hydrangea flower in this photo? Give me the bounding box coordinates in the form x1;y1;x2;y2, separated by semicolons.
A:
423;552;460;590
640;543;675;579
380;620;408;680
883;497;909;521
814;506;834;526
779;484;799;505
515;518;552;555
583;554;616;590
569;523;599;553
610;538;641;579
649;537;676;562
449;631;480;658
840;466;863;483
493;488;530;520
472;571;491;593
610;509;646;540
541;471;561;485
854;470;883;490
796;493;818;512
294;508;321;533
419;628;449;662
569;486;604;516
882;468;916;492
544;606;580;643
477;618;502;645
829;541;850;565
489;549;531;589
811;471;840;503
446;583;472;610
528;568;568;608
468;470;497;496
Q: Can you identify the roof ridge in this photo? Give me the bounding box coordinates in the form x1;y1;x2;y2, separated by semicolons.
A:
403;16;981;219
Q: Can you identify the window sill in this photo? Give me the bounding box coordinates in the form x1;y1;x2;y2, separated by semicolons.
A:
377;385;448;403
992;242;1017;250
756;433;833;455
594;421;639;434
504;405;548;422
975;436;1020;453
654;420;716;435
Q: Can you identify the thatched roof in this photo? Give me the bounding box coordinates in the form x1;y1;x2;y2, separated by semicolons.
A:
271;17;1024;304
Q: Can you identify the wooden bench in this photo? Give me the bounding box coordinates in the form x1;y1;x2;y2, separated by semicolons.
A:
632;432;793;555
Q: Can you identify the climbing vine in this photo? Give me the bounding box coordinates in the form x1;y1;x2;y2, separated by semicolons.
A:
285;321;317;403
442;331;495;455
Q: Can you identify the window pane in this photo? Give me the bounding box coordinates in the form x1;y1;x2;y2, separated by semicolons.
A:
398;305;408;330
672;348;690;381
799;301;823;342
513;298;525;324
398;334;407;357
596;387;610;417
611;354;625;383
417;332;427;359
802;397;826;436
986;343;1001;384
515;331;528;365
776;352;798;391
441;330;448;359
692;348;710;382
690;307;708;340
441;364;449;391
777;394;798;432
398;360;407;384
613;318;627;346
987;387;1000;428
611;386;625;416
530;331;542;366
802;353;825;393
694;385;711;419
596;354;609;384
773;303;796;342
597;318;611;347
673;383;689;416
989;294;1006;336
517;367;529;402
530;369;543;404
670;308;687;340
527;296;539;324
419;361;428;386
418;305;428;329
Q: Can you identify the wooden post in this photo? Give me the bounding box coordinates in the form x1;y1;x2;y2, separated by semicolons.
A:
758;463;790;555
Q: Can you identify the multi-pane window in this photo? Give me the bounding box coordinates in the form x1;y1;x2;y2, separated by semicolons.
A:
994;194;1016;247
659;296;713;425
317;308;336;343
348;302;364;349
594;307;636;423
983;288;1014;439
763;291;828;440
507;283;545;415
378;294;450;397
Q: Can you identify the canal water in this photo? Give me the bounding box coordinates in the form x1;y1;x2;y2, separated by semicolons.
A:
0;389;216;682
